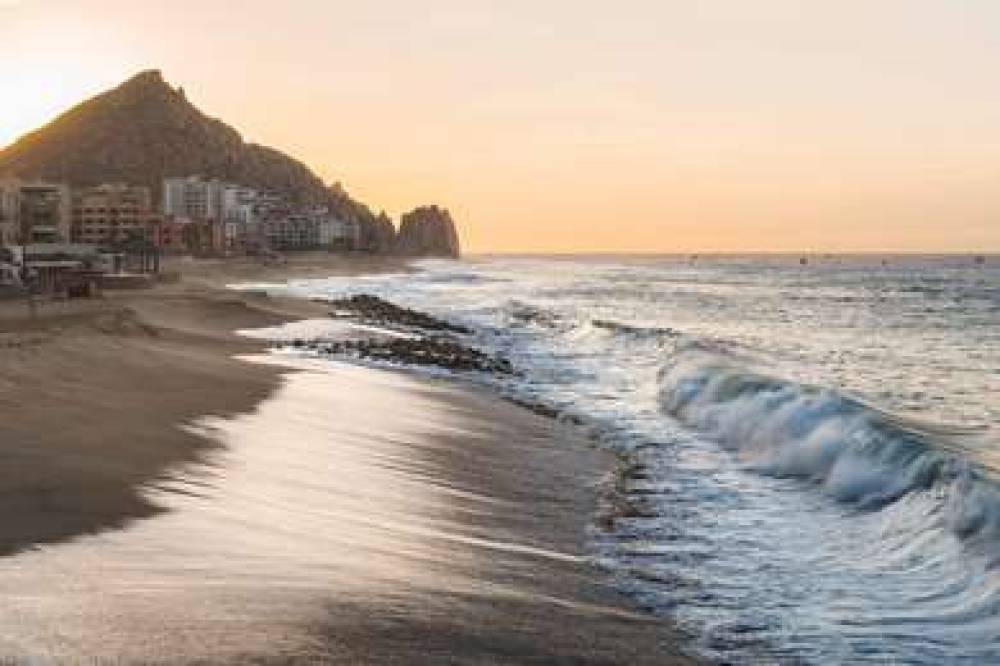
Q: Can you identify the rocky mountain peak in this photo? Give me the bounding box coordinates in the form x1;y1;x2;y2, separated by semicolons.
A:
122;68;167;89
396;205;461;258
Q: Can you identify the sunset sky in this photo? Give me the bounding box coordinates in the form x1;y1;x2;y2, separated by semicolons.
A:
2;0;999;253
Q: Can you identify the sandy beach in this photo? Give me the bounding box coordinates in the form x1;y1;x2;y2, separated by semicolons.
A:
0;254;690;663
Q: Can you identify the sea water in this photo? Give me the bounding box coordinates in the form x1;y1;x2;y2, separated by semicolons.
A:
258;254;1000;663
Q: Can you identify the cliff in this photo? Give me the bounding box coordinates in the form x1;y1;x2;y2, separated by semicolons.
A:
396;206;461;258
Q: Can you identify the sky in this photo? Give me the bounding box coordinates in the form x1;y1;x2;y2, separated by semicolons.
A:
2;0;999;253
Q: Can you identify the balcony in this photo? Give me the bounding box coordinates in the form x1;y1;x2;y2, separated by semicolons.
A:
28;225;61;243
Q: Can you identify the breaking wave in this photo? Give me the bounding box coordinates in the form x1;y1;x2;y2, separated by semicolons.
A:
657;342;1000;558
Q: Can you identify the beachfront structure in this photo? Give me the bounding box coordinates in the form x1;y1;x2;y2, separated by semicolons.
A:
150;217;189;253
20;182;73;243
2;243;109;296
162;177;272;254
162;176;226;220
0;178;72;244
72;184;160;246
163;176;262;223
264;214;320;249
0;181;18;246
260;211;359;251
221;185;258;224
156;212;249;256
223;217;267;254
220;185;261;253
318;215;360;249
0;246;19;288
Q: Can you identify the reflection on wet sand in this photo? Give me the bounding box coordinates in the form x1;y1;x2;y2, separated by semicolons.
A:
0;359;688;663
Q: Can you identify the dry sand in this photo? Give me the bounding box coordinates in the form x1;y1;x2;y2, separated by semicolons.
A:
0;254;692;663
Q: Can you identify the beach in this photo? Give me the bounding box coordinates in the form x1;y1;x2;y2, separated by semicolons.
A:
0;254;690;663
297;254;1000;663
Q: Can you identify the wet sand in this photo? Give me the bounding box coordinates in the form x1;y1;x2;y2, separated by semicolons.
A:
0;255;691;663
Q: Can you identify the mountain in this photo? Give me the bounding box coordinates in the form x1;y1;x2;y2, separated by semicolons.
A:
0;70;327;204
0;70;462;256
396;206;461;258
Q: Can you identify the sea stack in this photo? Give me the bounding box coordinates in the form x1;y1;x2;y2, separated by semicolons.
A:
395;205;461;258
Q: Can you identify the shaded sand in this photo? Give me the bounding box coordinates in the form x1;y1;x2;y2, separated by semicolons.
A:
0;256;691;663
0;254;396;555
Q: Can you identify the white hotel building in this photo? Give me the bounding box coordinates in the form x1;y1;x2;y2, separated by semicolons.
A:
162;176;228;220
162;176;360;252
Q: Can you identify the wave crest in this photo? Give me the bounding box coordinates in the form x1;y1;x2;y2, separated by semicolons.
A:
657;345;1000;550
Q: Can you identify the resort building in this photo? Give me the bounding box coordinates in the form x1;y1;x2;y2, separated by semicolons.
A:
21;182;73;243
263;214;321;249
318;215;360;249
219;185;261;254
259;212;360;251
162;177;274;254
0;246;19;288
0;180;19;246
221;185;258;225
162;176;226;220
0;179;72;244
72;184;160;246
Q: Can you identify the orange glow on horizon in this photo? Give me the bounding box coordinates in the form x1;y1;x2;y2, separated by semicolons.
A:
3;0;1000;253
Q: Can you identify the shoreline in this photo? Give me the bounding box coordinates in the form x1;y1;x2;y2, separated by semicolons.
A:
0;254;692;663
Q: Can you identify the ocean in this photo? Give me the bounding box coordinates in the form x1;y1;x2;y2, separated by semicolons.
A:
258;254;1000;663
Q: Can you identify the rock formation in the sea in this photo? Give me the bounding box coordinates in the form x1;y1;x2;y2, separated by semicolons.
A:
395;205;461;257
0;69;430;254
358;210;398;253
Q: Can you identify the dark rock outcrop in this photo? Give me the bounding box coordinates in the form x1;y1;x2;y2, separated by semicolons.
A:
289;293;511;373
301;338;513;374
395;205;461;258
357;211;397;253
329;294;471;334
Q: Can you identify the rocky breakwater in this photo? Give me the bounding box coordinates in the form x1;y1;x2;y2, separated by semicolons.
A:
297;338;512;374
283;294;511;374
395;206;461;258
329;294;470;334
